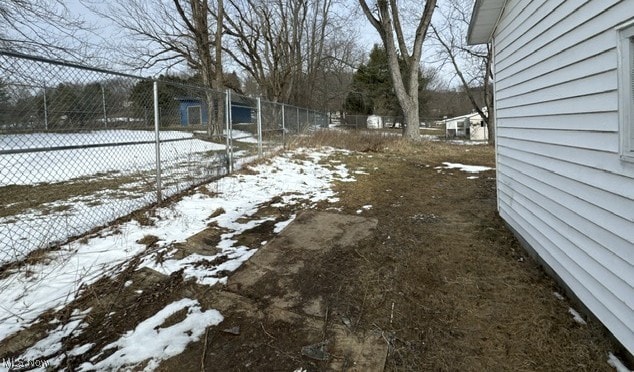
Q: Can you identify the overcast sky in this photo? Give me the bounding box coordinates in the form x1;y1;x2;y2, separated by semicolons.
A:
39;0;456;85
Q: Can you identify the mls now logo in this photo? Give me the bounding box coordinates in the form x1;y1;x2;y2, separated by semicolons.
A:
1;358;50;369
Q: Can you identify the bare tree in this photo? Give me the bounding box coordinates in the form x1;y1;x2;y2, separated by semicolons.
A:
224;0;359;108
0;0;92;60
432;0;494;144
223;0;307;103
91;0;225;137
299;0;333;105
311;37;362;112
304;1;361;111
359;0;437;140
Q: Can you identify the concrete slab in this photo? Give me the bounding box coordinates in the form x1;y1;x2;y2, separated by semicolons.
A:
221;211;386;370
228;211;377;292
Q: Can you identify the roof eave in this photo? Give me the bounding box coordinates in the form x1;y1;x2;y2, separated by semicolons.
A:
466;0;506;45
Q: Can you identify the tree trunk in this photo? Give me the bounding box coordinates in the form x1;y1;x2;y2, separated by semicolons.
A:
403;100;420;139
174;0;218;137
214;0;225;139
204;90;215;138
486;103;495;146
483;43;494;146
359;0;436;141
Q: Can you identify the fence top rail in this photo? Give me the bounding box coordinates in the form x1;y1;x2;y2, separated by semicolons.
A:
0;49;150;81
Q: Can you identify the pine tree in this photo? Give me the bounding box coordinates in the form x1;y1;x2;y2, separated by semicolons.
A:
344;45;430;118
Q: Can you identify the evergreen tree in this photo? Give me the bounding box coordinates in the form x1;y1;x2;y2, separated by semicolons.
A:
345;45;398;116
129;76;189;127
48;83;80;129
344;44;431;119
77;83;107;128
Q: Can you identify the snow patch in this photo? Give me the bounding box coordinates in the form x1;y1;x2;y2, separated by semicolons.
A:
142;249;257;286
19;308;91;369
568;308;587;325
436;162;493;173
274;214;297;233
607;353;632;372
80;298;222;371
356;205;372;214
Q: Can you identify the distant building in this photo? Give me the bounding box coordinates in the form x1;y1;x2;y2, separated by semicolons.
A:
366;115;383;129
444;111;488;140
176;96;254;126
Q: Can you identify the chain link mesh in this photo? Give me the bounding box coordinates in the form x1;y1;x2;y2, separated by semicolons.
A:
0;51;328;266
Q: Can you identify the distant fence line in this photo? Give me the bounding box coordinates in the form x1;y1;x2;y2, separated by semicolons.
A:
0;50;328;265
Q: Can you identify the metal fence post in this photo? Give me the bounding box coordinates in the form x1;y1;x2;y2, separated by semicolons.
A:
230;105;234;165
225;89;233;173
101;83;107;128
153;81;162;203
257;97;263;157
281;103;285;149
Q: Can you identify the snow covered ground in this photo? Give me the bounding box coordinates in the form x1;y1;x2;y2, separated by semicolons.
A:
0;130;260;265
0;130;225;186
0;147;353;371
0;130;193;152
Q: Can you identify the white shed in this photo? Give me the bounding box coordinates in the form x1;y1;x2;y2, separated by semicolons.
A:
366;115;383;129
445;111;488;140
469;0;634;358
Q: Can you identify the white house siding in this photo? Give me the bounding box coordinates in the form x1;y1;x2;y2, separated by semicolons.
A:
491;0;634;355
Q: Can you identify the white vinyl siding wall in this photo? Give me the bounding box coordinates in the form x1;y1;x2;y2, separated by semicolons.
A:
492;0;634;355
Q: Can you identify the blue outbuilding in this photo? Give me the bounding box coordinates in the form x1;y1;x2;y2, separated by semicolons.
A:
176;96;254;126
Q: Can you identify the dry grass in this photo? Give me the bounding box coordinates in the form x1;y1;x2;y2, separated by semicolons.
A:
136;234;160;247
287;129;404;153
313;134;620;371
0;175;148;218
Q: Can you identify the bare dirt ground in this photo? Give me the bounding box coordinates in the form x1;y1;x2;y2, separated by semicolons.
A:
0;131;626;371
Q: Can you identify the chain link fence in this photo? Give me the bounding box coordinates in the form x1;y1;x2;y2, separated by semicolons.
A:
0;50;328;266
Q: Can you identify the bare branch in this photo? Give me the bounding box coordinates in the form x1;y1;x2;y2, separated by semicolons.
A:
0;0;94;61
430;0;494;143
